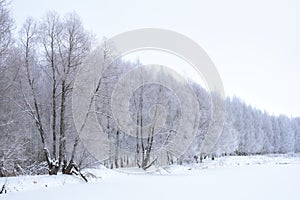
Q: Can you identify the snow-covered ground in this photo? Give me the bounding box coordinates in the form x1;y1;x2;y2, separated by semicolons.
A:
1;155;300;200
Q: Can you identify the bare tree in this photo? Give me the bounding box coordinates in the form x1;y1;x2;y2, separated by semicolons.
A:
0;0;15;95
56;13;91;173
18;13;92;176
18;18;58;173
39;11;62;160
0;0;13;58
69;39;119;172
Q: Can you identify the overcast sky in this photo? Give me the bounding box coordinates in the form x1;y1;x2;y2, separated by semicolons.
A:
11;0;300;117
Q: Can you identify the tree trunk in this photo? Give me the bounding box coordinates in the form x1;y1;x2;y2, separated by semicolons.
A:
59;80;67;172
52;77;57;159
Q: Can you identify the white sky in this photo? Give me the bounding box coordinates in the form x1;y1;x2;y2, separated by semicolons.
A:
11;0;300;117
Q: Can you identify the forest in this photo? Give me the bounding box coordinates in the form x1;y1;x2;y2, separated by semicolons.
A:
1;0;300;178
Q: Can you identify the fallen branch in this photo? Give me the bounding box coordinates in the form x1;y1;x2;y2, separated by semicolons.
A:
64;161;88;182
0;184;7;194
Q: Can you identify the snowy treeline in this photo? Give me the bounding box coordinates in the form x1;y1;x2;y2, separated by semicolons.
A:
0;0;299;177
95;61;300;166
214;97;300;156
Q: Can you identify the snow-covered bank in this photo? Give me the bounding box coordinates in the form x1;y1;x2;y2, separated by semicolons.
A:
0;165;120;194
1;155;300;200
193;153;300;169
